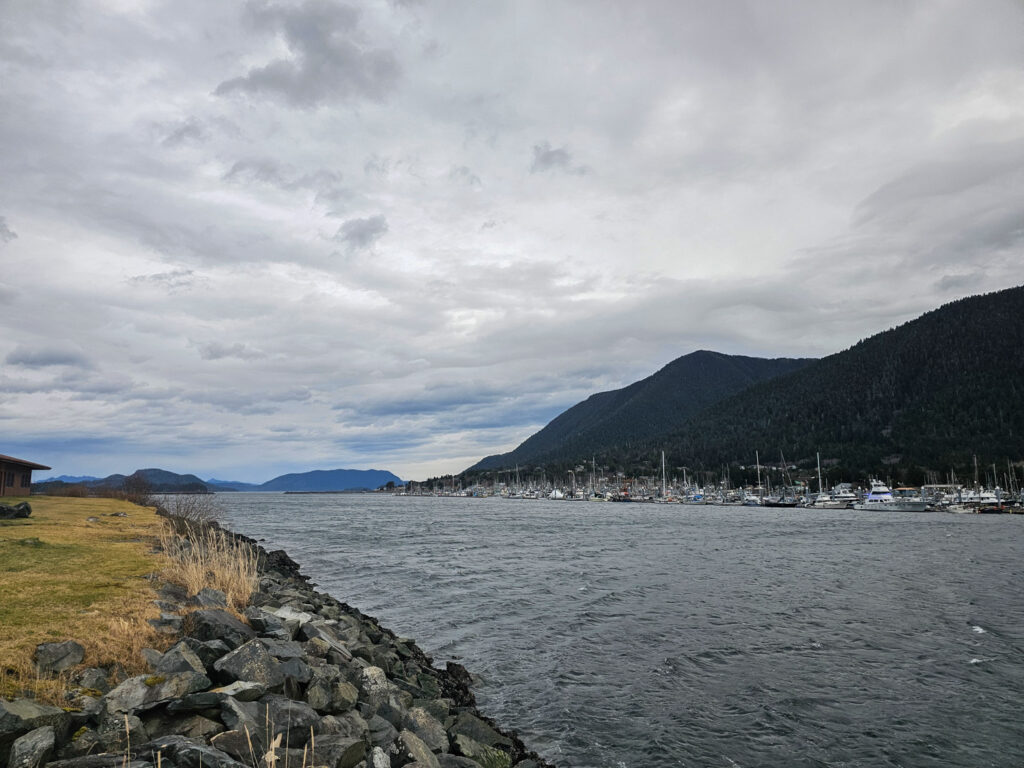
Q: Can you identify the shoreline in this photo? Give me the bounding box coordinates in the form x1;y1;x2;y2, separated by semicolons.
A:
0;506;555;768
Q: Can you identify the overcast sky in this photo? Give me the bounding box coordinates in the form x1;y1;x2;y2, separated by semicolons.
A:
2;0;1022;482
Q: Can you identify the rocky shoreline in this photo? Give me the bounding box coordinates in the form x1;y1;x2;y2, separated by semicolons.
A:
0;517;556;768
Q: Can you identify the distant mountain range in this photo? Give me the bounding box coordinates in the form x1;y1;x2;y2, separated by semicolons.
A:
36;467;404;494
465;285;1024;481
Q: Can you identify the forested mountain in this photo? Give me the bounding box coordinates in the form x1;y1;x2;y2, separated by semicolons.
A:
639;285;1024;475
466;285;1024;481
468;351;813;471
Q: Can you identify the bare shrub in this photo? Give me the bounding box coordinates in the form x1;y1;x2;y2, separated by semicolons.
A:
159;521;259;612
160;493;221;525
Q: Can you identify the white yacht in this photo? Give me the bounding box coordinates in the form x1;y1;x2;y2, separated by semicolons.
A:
852;480;931;512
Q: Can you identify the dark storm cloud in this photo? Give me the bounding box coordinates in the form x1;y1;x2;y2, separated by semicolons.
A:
5;344;91;369
215;0;401;107
0;216;17;243
334;214;388;249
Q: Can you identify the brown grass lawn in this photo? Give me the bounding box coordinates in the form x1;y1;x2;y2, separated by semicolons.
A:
0;496;169;699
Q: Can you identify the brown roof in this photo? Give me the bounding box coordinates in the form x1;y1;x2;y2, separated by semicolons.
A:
0;454;52;470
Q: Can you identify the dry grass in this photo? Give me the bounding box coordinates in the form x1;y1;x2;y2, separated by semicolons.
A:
0;496;169;701
158;521;259;614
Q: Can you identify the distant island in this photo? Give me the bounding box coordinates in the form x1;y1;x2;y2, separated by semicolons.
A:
35;467;404;495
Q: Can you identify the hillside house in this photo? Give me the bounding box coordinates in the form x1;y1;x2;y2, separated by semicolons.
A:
0;454;51;497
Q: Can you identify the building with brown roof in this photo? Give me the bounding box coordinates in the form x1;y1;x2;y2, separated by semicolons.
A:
0;454;51;497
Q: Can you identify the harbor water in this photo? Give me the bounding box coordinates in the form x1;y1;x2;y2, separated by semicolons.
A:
215;494;1024;768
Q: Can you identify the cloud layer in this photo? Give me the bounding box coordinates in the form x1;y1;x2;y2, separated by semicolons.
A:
1;0;1022;480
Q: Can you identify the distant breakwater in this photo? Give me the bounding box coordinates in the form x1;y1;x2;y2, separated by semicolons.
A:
0;515;555;768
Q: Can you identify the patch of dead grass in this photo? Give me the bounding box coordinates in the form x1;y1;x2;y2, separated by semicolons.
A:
0;496;169;701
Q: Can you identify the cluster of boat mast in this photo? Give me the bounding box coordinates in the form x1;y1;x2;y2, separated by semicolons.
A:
401;452;1024;513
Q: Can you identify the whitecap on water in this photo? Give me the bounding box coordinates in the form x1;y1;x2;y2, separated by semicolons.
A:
972;625;986;634
969;657;995;665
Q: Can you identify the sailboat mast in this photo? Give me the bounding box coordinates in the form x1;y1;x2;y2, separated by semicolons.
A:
756;450;762;500
662;451;667;499
817;451;823;494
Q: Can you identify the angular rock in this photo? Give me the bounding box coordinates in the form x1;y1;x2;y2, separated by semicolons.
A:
46;757;153;768
244;606;290;640
96;711;143;753
306;676;333;712
359;666;391;717
142;734;250;768
279;656;313;684
312;733;367;768
370;745;393;768
190;587;228;607
140;648;163;670
210;729;261;762
368;715;398;749
212;680;267;702
272;605;316;627
74;667;110;694
103;671;212;714
0;698;70;765
449;712;511;749
259;638;305;659
155;641;207;676
392;730;441;768
220;698;260;738
438;755;479;768
148;613;184;635
212;639;283;688
185;609;255;650
256;695;319;746
183;637;232;669
34;640;85;675
332;680;360;713
166;690;228;715
405;707;448;753
9;725;55;768
318;711;370;741
54;727;102;760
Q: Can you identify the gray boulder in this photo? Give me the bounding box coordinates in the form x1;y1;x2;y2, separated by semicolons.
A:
97;711;144;753
318;711;370;741
370;745;393;768
244;607;291;640
438;755;479;768
212;680;267;701
8;725;55;768
367;714;398;749
256;695;319;746
34;640;85;675
312;733;367;768
258;638;305;659
185;609;255;650
359;666;391;717
212;639;283;688
74;667;110;694
103;671;211;713
183;637;232;668
190;587;228;607
46;757;153;768
405;707;448;753
155;641;207;676
141;734;250;768
449;712;512;749
0;698;69;765
391;730;441;768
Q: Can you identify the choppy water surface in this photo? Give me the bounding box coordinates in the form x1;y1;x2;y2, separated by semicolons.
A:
215;494;1024;768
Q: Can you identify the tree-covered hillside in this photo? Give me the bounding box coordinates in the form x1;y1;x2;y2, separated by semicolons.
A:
468;350;813;471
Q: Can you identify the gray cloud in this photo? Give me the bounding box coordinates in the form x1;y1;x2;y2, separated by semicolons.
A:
198;342;265;361
162;118;206;147
215;0;401;107
530;142;588;175
0;216;17;243
5;344;92;369
334;214;388;249
129;269;198;292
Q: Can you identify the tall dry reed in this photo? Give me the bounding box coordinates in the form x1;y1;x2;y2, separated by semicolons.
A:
159;521;259;612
